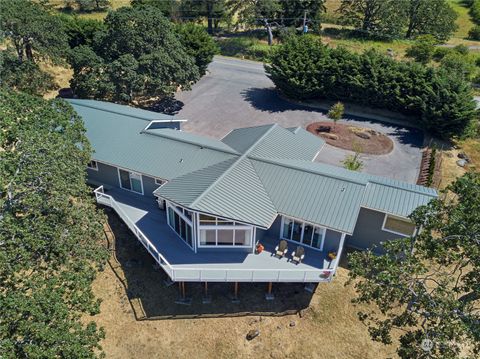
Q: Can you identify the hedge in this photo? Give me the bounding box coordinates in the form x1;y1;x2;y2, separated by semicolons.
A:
265;36;477;138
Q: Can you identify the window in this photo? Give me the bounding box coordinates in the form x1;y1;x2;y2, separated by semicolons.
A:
382;214;416;236
167;204;193;248
118;169;143;194
197;213;252;247
87;160;98;171
281;216;326;250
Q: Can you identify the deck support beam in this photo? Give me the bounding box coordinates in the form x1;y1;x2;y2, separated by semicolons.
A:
265;282;275;300
202;282;211;304
175;281;192;305
231;282;240;303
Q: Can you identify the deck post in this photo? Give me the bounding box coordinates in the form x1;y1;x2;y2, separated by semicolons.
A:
175;281;192;305
202;281;211;304
231;282;240;303
265;282;274;300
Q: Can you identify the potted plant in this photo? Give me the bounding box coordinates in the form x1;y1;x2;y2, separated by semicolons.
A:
256;243;264;254
328;252;337;261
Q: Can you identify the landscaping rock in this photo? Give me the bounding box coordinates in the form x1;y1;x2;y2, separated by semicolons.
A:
246;329;260;341
458;152;470;162
457;159;467;167
355;131;371;140
289;321;296;327
321;133;338;140
317;125;331;133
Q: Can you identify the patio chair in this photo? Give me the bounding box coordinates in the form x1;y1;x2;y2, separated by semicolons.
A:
291;246;305;265
274;240;288;258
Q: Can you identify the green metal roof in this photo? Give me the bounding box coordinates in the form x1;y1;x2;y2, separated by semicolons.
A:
71;99;437;233
68;99;180;122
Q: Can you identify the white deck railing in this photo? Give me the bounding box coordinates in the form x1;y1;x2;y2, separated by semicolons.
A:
94;186;334;283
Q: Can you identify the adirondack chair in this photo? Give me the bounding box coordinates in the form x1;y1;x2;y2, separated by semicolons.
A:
274;240;288;258
291;246;305;265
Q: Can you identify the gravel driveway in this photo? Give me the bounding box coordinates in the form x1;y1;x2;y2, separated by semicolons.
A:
176;56;424;183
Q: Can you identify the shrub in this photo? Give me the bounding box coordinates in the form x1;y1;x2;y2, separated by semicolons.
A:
469;25;480;40
405;35;437;64
470;0;480;24
433;47;451;61
266;36;477;138
453;44;469;55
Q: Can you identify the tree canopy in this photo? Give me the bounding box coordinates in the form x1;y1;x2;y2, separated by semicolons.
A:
338;0;457;40
0;0;69;95
0;89;108;358
69;5;200;103
0;0;68;63
348;172;480;358
176;22;218;76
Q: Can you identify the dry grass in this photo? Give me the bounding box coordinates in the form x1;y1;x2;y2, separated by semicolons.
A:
89;213;398;359
39;61;73;99
91;266;398;359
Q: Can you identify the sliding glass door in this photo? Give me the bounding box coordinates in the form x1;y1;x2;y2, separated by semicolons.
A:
118;169;143;194
280;216;326;250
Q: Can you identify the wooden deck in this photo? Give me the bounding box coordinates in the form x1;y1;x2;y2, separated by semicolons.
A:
95;187;341;283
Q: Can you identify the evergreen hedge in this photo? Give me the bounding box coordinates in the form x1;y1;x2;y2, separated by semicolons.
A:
265;36;477;138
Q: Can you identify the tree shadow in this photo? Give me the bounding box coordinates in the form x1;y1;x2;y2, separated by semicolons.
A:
144;97;185;115
105;210;314;320
242;87;425;148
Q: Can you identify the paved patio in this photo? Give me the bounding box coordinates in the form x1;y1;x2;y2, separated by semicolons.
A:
97;187;339;283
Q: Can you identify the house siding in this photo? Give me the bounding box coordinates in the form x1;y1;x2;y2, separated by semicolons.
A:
142;174;160;199
347;207;406;253
87;162;119;188
87;161;160;199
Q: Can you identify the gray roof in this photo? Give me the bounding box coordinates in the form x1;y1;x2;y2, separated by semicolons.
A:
71;99;437;234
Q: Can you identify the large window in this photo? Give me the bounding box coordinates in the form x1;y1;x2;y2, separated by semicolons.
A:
382;214;416;236
281;216;326;250
118;168;143;194
198;213;252;247
167;204;193;248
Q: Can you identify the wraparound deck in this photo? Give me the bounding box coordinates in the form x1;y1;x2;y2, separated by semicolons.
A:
94;187;343;283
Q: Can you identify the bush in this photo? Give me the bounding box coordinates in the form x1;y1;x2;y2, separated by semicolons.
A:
433;47;451;61
57;14;106;49
405;35;437;64
266;36;477;139
453;44;469;55
469;25;480;40
470;0;480;24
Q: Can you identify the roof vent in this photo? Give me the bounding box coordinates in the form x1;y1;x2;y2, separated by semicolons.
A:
179;158;184;163
341;187;346;192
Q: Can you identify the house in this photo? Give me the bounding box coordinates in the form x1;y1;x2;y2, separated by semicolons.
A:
69;99;437;287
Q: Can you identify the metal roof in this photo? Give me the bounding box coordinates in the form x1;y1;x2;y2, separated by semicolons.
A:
71;99;437;233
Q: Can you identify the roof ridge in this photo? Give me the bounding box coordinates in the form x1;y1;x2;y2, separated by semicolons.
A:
251;156;437;197
67;99;173;122
366;180;437;197
251;156;368;186
190;124;278;208
142;129;240;155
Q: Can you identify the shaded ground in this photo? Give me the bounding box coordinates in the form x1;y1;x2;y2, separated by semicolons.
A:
307;121;394;155
90;211;399;358
176;56;424;183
